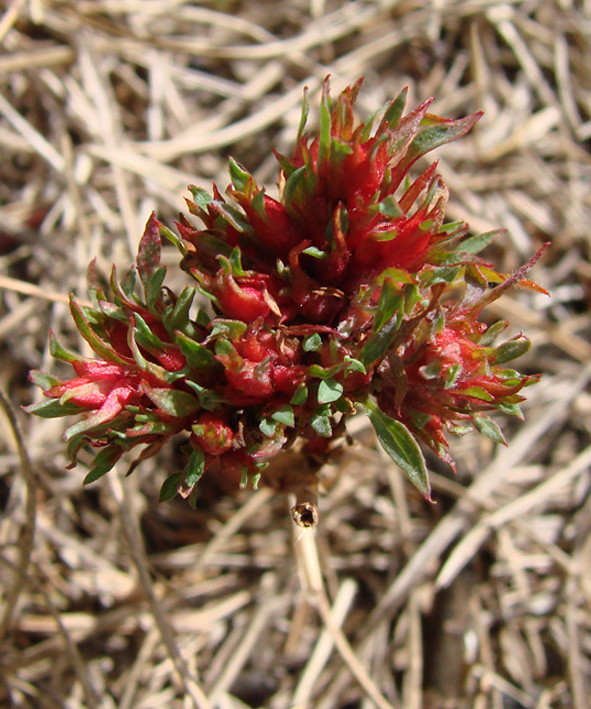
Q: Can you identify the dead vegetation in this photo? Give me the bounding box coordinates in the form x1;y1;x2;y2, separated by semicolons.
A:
1;1;591;707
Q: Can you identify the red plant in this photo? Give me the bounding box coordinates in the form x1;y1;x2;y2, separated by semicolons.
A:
27;78;547;505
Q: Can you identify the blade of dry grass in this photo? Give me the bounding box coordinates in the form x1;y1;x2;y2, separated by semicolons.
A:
0;391;36;643
108;471;212;709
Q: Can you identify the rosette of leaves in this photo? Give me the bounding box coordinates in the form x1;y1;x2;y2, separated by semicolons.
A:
27;78;547;505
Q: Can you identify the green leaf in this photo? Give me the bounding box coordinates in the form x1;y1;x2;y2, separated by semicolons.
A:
251;190;267;220
310;412;332;437
229;247;246;276
182;449;205;492
373;229;397;243
185;381;223;411
460;229;502;255
134;313;164;351
229;157;252;193
158;223;185;255
473;415;507;445
366;401;431;500
29;370;61;392
479;320;508;346
383;87;407;129
493;338;531;364
188;185;212;210
408;112;482;164
259;418;277;437
309;363;343;379
379;195;403;218
136;212;161;288
290;383;308;406
421;266;460;286
420;360;442;380
271;404;295;427
239;467;249;489
373;278;403;334
317;84;332;170
343;356;366;375
176;332;216;369
70;297;130;365
443;363;463;389
359;312;402;368
208;319;247;341
460;386;494;401
196;309;211;328
144;388;200;418
24;398;85;418
283;166;307;208
302;246;328;259
303;333;322;352
317;378;343;404
215;338;238;359
146;266;167;312
120;266;137;298
498;402;524;418
49;331;84;363
211;201;252;234
83;446;122;485
168;286;196;335
159;472;182;502
297;86;310;140
128;329;178;384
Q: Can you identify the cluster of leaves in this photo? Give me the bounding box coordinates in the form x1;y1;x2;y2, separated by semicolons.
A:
27;78;546;504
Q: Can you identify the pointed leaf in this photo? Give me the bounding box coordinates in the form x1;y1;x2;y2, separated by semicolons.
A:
290;383;308;406
159;472;182;502
409;112;483;163
146;266;167;312
211;201;252;233
137;212;161;288
383;87;408;130
228;157;252;193
24;399;85;418
303;333;322;351
83;446;123;485
176;332;217;369
271;404;295;427
144;387;200;418
283;166;307;208
134;313;165;351
373;278;403;333
460;229;502;255
158;223;185;255
359;310;402;368
168;286;197;336
180;448;206;496
316;79;332;170
366;401;431;500
317;378;343;404
493;338;531;364
49;330;84;363
70;297;130;365
297;86;310;140
310;412;332;437
259;418;278;437
29;370;62;392
473;415;507;445
188;185;212;210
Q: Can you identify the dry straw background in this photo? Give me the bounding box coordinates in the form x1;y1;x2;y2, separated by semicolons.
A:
1;0;590;707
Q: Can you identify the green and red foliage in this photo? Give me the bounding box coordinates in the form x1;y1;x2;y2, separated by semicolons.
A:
27;78;547;505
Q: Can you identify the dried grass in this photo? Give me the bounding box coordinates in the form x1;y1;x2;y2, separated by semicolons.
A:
1;1;591;707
